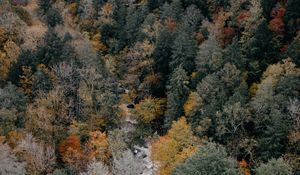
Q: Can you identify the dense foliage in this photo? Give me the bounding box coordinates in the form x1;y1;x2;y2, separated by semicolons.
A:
0;0;299;174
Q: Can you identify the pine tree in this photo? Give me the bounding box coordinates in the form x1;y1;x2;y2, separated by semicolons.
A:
222;39;246;71
261;0;277;19
125;5;148;44
284;0;300;36
7;49;36;86
147;0;162;11
244;20;279;83
109;0;127;53
181;5;203;32
170;31;197;74
46;7;63;28
164;66;189;128
38;0;52;14
92;0;105;13
256;109;289;160
153;28;175;94
196;32;223;75
284;38;300;66
36;30;65;65
189;64;243;137
161;0;183;21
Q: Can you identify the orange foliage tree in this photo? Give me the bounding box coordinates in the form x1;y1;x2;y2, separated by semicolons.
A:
239;159;251;175
59;135;89;171
268;7;286;34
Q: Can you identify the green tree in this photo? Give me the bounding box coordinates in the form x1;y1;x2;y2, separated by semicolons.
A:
196;32;223;75
284;0;300;36
172;142;242;175
153;28;175;96
147;0;164;11
215;102;250;143
255;158;292;175
284;38;300;66
46;7;63;28
250;59;300;160
125;5;148;44
181;5;203;32
222;39;246;71
153;28;175;76
260;0;277;19
92;0;105;14
0;82;27;112
243;20;279;83
32;67;53;97
189;64;243;137
164;66;189;128
170;31;197;73
107;0;127;53
7;49;36;86
256;109;289;160
36;30;65;65
38;0;52;14
161;0;183;21
0;108;18;135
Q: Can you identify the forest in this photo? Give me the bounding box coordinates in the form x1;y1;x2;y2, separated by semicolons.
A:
0;0;299;174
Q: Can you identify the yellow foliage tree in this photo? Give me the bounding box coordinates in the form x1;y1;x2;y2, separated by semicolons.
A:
20;66;33;98
99;3;114;24
25;87;70;143
151;117;199;175
86;131;111;164
0;40;20;80
183;92;198;117
249;83;258;97
91;32;108;53
132;97;166;123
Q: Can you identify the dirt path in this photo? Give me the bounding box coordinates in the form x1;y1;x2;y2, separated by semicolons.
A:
119;100;155;175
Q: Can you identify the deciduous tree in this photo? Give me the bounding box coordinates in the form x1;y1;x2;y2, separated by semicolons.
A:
132;96;166;123
172;142;242;175
86;131;111;164
152;117;198;175
59;135;88;171
16;133;55;174
255;158;292;175
0;142;26;175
